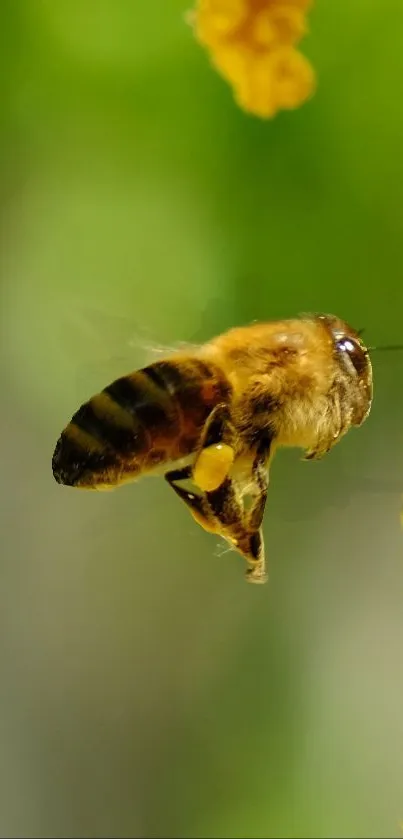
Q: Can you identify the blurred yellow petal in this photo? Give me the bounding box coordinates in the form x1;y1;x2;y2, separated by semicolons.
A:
190;0;316;118
210;43;248;86
231;46;315;118
270;46;316;109
196;0;246;43
234;53;278;118
250;11;278;48
253;6;307;47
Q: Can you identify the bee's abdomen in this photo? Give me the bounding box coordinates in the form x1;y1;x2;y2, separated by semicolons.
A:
52;357;231;489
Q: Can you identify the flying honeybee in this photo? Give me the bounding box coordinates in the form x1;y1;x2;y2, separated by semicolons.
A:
52;313;374;584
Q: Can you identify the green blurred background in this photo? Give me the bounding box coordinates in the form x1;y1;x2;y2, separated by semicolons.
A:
1;1;403;836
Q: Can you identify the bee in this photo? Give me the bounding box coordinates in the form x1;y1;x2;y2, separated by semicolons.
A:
52;313;373;584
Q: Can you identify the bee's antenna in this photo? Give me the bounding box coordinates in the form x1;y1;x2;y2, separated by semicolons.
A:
359;325;403;352
368;344;403;352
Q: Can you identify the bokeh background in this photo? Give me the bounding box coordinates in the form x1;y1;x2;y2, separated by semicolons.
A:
1;1;403;837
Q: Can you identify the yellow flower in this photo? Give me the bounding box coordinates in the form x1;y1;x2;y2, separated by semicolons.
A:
190;0;316;118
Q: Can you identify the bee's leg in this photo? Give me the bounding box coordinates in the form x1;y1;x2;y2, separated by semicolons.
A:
246;438;271;532
242;529;267;585
192;403;236;493
164;466;218;535
240;437;271;584
206;478;268;584
303;435;338;461
165;465;268;584
303;446;331;461
226;525;267;585
303;392;346;460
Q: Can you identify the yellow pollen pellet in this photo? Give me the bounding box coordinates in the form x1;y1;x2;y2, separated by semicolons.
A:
193;443;235;492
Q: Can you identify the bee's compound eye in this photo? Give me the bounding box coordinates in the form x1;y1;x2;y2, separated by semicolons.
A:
336;337;368;378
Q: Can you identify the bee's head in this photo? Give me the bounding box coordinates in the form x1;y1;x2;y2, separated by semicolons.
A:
315;314;373;426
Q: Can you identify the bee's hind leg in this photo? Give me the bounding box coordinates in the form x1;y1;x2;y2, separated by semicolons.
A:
164;466;218;535
165;461;269;585
241;529;267;585
246;437;271;532
192;403;236;494
206;477;268;585
235;436;272;583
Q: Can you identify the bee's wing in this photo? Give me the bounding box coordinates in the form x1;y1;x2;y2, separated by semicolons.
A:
59;302;183;397
60;292;232;397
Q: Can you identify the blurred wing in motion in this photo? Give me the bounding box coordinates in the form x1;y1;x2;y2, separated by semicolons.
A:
59;301;197;396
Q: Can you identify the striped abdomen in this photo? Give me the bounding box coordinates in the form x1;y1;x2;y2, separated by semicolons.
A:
52;357;231;489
